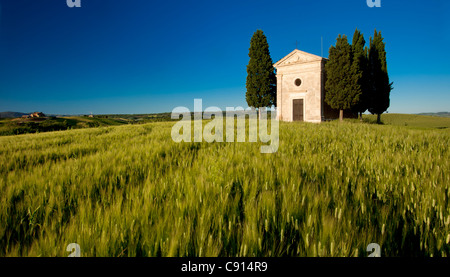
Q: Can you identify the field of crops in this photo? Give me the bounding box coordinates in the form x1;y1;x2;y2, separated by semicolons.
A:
363;113;450;130
0;117;449;257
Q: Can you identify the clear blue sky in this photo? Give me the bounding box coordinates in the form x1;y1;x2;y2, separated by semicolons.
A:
0;0;449;115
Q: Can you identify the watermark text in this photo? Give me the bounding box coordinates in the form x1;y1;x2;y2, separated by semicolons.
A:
171;99;279;154
67;0;81;8
367;0;381;8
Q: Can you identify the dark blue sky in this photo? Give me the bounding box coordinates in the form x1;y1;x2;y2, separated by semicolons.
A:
0;0;449;114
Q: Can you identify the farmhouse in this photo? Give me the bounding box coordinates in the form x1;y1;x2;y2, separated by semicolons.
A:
274;49;354;122
30;112;45;118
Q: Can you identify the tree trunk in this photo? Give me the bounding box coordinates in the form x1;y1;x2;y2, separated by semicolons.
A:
339;110;344;122
377;113;381;124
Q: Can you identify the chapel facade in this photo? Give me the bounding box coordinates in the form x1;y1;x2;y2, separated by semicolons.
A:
274;49;348;122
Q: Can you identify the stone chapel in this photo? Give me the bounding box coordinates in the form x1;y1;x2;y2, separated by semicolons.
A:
274;49;353;122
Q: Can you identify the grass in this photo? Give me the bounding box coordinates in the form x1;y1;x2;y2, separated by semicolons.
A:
363;113;450;130
0;115;449;257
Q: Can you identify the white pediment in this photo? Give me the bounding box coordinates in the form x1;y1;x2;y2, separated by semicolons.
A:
274;49;324;68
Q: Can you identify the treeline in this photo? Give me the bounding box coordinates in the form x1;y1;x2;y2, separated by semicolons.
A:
325;29;393;123
0;120;71;136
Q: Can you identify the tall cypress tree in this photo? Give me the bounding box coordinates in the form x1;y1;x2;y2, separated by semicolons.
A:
368;30;393;124
351;29;369;121
325;34;362;121
246;30;276;115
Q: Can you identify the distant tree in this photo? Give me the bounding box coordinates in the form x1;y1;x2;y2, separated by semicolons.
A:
325;34;362;121
368;30;393;124
246;30;276;117
351;29;370;121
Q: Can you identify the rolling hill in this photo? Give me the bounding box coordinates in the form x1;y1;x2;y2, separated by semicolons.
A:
0;113;175;136
0;112;29;118
363;113;450;129
417;112;450;118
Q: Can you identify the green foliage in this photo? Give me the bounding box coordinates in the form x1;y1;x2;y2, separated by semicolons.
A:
351;29;370;116
0;120;70;136
246;30;276;109
0;117;449;257
368;30;393;121
325;35;362;115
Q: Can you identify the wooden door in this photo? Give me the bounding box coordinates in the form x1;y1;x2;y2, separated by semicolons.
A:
293;99;304;121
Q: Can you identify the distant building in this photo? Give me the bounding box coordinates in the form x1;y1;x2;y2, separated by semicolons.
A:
22;115;30;119
88;114;94;118
30;112;46;118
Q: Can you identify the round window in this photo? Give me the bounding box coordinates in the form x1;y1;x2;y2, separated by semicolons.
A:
295;78;302;87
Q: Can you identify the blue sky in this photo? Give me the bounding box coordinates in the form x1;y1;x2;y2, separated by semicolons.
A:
0;0;449;115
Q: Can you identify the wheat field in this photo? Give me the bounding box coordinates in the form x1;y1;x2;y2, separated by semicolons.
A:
0;118;449;257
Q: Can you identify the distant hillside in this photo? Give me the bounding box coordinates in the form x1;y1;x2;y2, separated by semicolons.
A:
0;113;176;136
417;112;450;118
363;113;450;129
0;111;29;118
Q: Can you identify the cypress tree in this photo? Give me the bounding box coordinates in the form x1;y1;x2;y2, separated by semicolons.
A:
325;34;362;121
351;29;369;121
368;30;393;124
246;30;276;115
